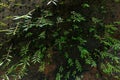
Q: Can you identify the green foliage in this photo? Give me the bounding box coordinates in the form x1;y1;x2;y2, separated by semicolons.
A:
0;22;7;27
0;0;120;80
114;0;120;2
0;3;9;8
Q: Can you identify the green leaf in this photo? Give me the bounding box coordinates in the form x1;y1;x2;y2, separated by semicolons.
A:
78;46;89;58
38;31;46;39
56;73;61;80
92;17;101;23
71;11;85;22
75;60;82;72
32;50;44;63
68;58;73;67
82;3;90;8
